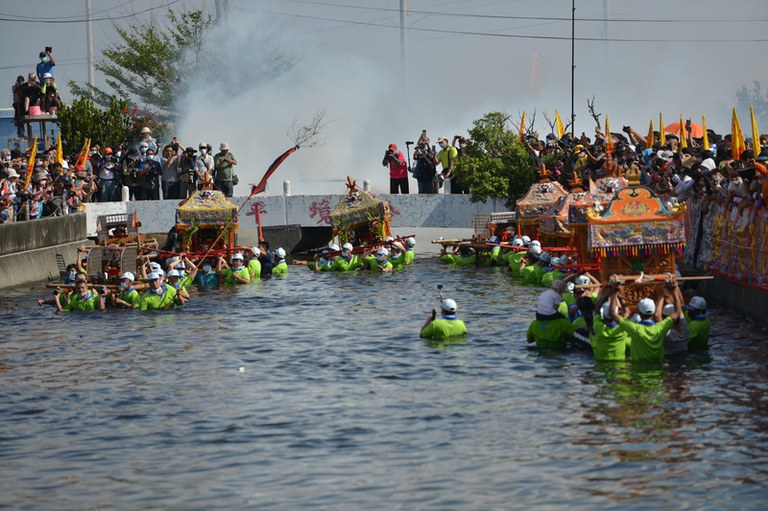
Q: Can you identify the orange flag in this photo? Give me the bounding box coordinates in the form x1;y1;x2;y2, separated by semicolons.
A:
659;113;666;147
605;115;614;152
702;116;710;151
732;108;745;160
679;115;688;151
74;138;91;169
55;134;63;165
750;104;762;158
518;111;526;143
22;137;38;190
647;119;655;148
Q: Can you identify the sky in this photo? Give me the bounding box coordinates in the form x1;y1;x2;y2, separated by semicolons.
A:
1;0;767;194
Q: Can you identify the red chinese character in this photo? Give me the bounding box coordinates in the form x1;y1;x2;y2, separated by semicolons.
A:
309;199;331;225
245;201;266;224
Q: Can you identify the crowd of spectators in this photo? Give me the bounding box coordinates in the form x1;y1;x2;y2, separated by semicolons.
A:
0;126;238;224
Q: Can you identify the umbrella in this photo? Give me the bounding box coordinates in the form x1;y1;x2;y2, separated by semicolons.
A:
665;121;704;138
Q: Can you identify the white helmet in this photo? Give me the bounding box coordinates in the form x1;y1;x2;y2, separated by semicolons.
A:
329;244;340;252
662;303;675;317
342;242;354;251
119;272;135;281
511;238;524;247
530;245;542;256
574;275;590;286
405;237;416;247
275;247;286;258
637;298;656;315
384;236;394;242
441;298;457;313
376;247;389;256
167;269;182;278
521;235;531;246
231;252;244;261
531;240;541;248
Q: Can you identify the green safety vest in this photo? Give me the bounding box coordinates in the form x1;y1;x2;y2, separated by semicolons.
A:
420;317;467;339
618;317;673;364
590;315;629;361
526;318;576;350
139;285;178;310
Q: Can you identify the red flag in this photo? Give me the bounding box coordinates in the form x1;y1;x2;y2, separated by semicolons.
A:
250;146;299;197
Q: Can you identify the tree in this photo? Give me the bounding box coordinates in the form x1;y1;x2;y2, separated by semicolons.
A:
456;112;536;207
736;81;768;128
58;97;167;154
69;9;214;121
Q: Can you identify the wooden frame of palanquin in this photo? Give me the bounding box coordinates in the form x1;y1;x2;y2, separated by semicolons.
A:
174;190;238;256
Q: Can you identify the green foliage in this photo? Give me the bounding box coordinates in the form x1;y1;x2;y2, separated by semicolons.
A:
736;81;768;128
69;9;214;121
456;112;536;208
58;97;167;154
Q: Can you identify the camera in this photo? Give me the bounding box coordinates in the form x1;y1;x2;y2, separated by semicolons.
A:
622;126;631;133
45;46;52;53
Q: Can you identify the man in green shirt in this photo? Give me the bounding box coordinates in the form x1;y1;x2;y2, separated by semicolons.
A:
590;297;629;361
112;271;141;309
421;298;467;339
332;243;362;271
55;279;107;312
220;253;251;285
609;283;681;365
685;296;711;351
213;142;237;197
362;247;393;272
272;247;289;275
139;272;182;310
404;237;416;265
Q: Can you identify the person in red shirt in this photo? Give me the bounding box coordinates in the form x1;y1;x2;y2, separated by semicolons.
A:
382;143;409;194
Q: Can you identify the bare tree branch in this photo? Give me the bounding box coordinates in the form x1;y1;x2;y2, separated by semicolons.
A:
287;110;328;148
542;112;556;134
587;96;602;130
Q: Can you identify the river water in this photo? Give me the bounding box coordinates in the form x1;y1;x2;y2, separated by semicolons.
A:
1;229;767;510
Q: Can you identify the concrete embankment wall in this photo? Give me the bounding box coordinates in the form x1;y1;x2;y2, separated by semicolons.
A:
693;278;768;324
0;214;88;288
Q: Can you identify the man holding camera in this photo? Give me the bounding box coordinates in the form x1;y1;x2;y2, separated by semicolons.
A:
36;47;55;85
382;143;409;194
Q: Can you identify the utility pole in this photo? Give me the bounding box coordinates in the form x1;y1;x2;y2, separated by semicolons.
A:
86;0;95;87
215;0;227;26
400;0;408;101
570;0;575;137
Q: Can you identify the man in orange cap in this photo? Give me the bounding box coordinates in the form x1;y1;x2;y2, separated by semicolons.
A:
382;143;409;194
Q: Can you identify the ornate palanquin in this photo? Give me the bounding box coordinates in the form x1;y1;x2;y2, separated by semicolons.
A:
515;180;568;239
588;181;687;306
330;177;392;245
175;190;238;253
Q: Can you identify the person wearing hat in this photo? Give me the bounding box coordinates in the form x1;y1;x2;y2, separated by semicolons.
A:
166;269;191;300
12;75;26;137
382;143;409;194
421;298;467;339
40;73;61;114
439;244;475;266
609;282;682;364
362;246;393;272
111;272;141;309
389;240;408;270
436;136;460;192
179;146;198;198
403;237;416;265
194;142;215;190
213;143;238;197
527;280;576;350
194;259;221;290
55;279;107;313
685;296;710;351
139;127;157;153
22;72;41;116
589;288;629;361
272;248;289;275
219;253;251;285
140;271;182;310
332;242;362;271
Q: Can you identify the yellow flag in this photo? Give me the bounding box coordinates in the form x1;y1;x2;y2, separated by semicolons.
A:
659;113;666;147
647;119;654;148
23;137;38;190
605;115;613;152
750;104;762;158
555;109;565;139
55;134;63;165
679;115;688;150
732;107;745;160
702;115;710;151
518;111;526;143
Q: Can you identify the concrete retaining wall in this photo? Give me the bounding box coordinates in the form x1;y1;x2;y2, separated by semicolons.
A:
694;278;768;324
0;241;84;288
83;195;508;236
0;213;86;256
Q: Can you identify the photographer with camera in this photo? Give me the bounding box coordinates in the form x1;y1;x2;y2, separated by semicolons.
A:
96;148;119;202
382;143;409;194
36;46;55;85
412;142;437;194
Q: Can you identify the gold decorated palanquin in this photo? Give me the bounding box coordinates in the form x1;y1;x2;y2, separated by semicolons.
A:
515;180;568;239
331;177;392;246
588;170;687;307
175;190;238;253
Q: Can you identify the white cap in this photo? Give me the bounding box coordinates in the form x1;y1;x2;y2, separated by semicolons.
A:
441;298;457;313
531;240;541;248
550;256;560;266
630;313;642;323
539;252;551;264
637;298;656;315
250;246;260;256
147;272;160;281
512;238;523;247
376;247;389;256
405;237;416;247
530;245;542;256
220;142;229;151
329;244;340;251
119;271;135;281
275;247;286;258
662;303;675;317
600;301;611;320
521;235;531;245
384;236;394;242
688;296;707;310
342;242;354;251
574;275;590;286
232;252;244;261
566;282;575;293
43;72;52;79
149;261;162;269
167;269;182;278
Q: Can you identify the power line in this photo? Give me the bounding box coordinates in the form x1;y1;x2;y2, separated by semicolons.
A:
0;0;137;21
249;8;768;43
274;0;768;24
0;0;181;24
